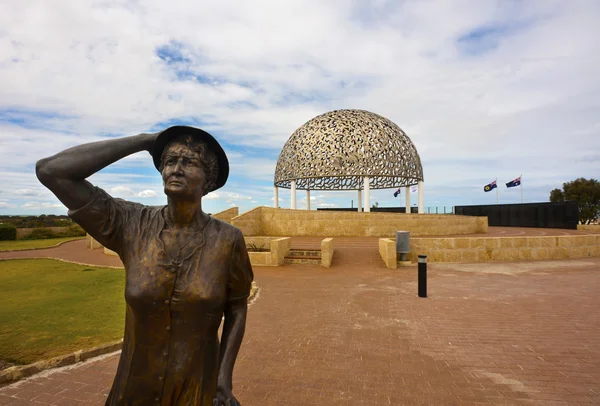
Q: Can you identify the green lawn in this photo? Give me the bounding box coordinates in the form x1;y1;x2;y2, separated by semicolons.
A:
0;259;125;365
0;237;85;252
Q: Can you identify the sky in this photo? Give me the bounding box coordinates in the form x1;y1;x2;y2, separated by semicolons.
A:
0;0;599;215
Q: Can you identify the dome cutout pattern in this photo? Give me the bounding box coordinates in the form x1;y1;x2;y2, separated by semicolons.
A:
274;109;424;190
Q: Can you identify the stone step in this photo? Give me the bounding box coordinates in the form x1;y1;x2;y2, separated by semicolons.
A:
284;256;321;265
288;249;321;258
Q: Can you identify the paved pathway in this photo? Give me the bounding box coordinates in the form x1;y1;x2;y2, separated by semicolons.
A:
0;240;123;268
1;243;600;404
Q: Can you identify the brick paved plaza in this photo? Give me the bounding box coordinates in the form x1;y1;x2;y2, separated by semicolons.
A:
1;242;599;405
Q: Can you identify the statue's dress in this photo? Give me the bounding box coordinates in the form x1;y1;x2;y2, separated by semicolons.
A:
69;188;253;406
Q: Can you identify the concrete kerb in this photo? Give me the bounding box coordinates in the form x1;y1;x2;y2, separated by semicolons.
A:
0;282;260;386
0;256;125;270
0;340;123;386
0;237;86;253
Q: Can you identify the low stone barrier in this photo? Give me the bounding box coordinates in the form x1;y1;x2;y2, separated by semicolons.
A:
379;234;600;268
211;207;239;224
86;234;103;249
321;238;334;268
104;247;118;256
379;238;397;269
577;224;600;232
245;236;291;266
232;206;487;237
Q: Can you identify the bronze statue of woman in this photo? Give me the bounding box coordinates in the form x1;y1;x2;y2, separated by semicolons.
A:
36;126;253;406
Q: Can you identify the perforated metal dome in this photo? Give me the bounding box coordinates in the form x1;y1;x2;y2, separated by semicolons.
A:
274;109;424;190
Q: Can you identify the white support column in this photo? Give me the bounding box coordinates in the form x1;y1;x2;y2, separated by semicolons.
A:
405;186;411;214
274;186;279;208
306;190;311;210
291;180;296;210
418;180;424;214
364;177;371;212
357;189;362;212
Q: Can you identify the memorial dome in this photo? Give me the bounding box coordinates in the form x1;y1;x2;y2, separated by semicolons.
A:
274;109;424;190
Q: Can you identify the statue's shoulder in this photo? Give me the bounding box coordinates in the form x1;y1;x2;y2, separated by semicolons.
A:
208;217;244;241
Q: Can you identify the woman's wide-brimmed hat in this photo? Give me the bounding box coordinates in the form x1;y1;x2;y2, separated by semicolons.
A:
151;125;229;193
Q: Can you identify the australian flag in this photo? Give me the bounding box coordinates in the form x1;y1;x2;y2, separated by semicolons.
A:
506;176;521;188
483;180;497;192
393;187;401;197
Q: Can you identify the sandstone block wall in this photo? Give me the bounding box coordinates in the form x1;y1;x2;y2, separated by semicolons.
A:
211;207;239;224
271;237;292;266
408;235;600;264
231;207;263;236
104;247;118;256
321;238;334;268
233;206;487;237
577;224;600;232
244;236;291;267
378;238;397;269
86;234;104;250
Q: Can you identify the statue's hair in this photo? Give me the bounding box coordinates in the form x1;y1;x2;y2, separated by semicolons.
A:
159;134;219;195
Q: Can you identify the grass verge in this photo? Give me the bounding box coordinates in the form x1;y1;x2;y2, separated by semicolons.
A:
0;259;124;365
0;237;85;252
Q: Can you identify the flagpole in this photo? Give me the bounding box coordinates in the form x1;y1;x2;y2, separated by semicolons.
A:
496;178;498;204
520;174;523;203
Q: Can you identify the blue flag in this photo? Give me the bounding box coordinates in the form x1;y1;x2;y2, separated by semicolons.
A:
393;187;401;197
484;180;497;192
506;176;521;188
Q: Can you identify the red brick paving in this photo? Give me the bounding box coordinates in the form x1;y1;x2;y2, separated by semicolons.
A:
1;240;600;405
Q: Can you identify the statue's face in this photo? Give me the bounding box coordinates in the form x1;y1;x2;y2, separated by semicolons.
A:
161;141;206;200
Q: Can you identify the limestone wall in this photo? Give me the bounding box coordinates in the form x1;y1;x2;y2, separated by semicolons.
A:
254;207;487;237
244;236;291;267
577;224;600;232
104;247;118;256
408;234;600;264
379;234;600;268
86;234;103;249
211;207;239;224
231;207;263;236
378;238;397;269
321;238;334;268
272;238;292;266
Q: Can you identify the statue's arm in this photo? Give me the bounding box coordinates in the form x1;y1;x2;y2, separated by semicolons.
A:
36;133;157;210
216;300;247;405
215;231;253;405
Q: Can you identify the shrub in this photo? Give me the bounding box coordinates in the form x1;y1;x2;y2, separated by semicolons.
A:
60;224;86;238
21;224;85;240
0;224;17;241
22;228;57;240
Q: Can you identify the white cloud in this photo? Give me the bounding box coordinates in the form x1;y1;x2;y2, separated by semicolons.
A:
318;203;338;208
21;202;65;210
0;0;598;214
14;189;40;197
110;186;134;196
136;190;157;198
204;192;222;200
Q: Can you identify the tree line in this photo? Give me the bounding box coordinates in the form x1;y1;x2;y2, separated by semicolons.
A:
550;177;599;224
0;215;73;228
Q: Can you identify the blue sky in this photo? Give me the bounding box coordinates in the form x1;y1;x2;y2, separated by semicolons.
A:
0;0;599;215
